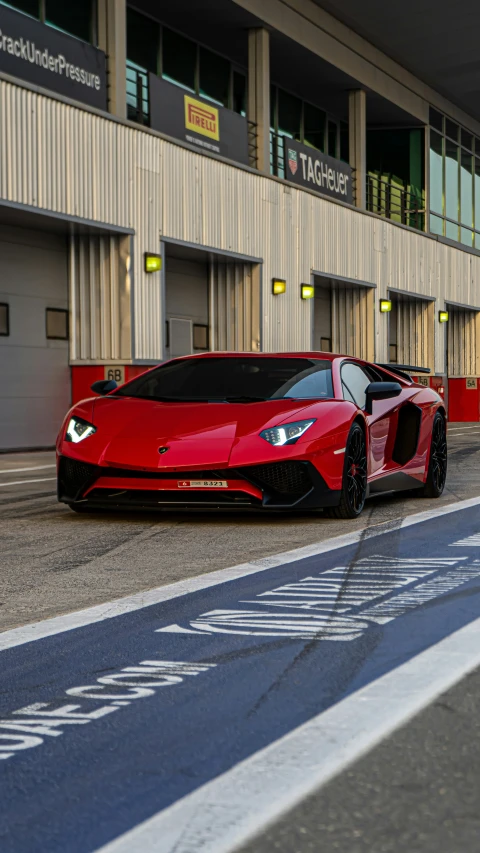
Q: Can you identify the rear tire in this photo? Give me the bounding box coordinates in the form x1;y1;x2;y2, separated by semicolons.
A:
325;422;367;519
422;412;447;498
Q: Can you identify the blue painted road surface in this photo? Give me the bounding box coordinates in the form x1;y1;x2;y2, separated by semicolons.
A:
3;503;480;852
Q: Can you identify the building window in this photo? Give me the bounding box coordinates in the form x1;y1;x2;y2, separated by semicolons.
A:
46;308;69;340
270;85;344;178
389;343;398;363
126;13;247;126
45;0;94;43
366;127;425;231
162;27;197;92
0;0;38;16
0;303;9;336
429;130;444;215
193;324;209;350
277;88;302;141
340;121;349;162
303;103;325;152
126;7;160;123
428;106;480;247
199;46;230;107
327;119;338;158
1;0;95;42
233;71;246;117
126;8;159;75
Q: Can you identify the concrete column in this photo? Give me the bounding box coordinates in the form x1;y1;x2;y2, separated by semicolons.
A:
349;89;366;208
248;29;270;173
97;0;127;119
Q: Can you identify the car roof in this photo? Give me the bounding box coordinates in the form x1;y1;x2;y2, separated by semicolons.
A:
170;351;339;361
164;352;412;385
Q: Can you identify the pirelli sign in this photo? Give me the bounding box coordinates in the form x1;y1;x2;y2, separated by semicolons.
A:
149;74;249;166
184;96;219;141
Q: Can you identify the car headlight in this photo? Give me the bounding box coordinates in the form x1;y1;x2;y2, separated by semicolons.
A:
260;419;316;446
65;416;97;443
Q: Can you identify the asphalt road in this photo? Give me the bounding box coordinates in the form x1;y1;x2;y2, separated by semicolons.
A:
2;423;480;853
1;423;480;633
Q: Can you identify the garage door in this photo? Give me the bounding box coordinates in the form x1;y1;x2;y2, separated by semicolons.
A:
0;224;70;450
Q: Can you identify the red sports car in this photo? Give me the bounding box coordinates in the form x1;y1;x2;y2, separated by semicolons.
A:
56;352;447;518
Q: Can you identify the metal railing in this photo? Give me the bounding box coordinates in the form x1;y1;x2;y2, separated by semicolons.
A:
270;131;286;178
248;120;258;169
126;62;150;126
366;173;425;231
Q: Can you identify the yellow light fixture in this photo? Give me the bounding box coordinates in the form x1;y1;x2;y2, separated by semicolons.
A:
380;299;392;313
272;278;286;295
439;310;449;323
144;253;162;273
301;284;315;300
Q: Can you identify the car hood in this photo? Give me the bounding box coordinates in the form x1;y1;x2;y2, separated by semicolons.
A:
87;396;318;469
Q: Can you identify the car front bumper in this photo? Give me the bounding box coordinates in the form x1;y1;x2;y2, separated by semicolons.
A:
57;455;341;512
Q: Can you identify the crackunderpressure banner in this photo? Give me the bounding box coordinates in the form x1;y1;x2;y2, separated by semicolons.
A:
0;4;107;110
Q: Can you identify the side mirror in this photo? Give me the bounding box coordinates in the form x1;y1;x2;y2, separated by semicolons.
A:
365;381;402;415
91;379;118;396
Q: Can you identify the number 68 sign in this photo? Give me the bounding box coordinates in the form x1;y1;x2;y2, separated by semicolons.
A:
104;366;125;384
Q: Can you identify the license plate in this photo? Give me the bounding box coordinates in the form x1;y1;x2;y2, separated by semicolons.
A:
177;480;228;488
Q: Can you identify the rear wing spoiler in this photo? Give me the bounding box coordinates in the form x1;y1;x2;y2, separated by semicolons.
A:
374;363;431;382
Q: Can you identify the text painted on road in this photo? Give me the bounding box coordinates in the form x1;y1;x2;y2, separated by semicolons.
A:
0;659;216;762
157;556;480;641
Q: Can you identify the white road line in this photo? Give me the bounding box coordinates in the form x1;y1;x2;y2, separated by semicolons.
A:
1;494;480;652
94;614;480;853
0;478;56;488
0;464;56;474
448;431;480;436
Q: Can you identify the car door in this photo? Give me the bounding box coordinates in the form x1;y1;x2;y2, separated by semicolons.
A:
340;361;395;476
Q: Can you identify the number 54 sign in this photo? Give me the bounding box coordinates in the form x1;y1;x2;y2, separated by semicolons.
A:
104;366;125;384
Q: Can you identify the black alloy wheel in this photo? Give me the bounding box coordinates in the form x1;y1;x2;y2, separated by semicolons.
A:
422;412;447;498
326;422;368;519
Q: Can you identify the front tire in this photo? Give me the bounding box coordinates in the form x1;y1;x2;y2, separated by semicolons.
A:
422;412;447;498
326;422;367;519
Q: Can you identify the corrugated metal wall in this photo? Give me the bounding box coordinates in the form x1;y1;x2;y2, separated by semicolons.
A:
389;296;434;370
313;277;374;359
69;234;131;362
210;260;261;352
331;283;374;360
1;80;480;368
447;307;478;376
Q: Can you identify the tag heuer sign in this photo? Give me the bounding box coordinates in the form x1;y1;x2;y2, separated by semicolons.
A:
288;149;298;175
283;138;354;204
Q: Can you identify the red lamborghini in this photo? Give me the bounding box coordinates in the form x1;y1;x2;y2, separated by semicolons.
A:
56;352;447;518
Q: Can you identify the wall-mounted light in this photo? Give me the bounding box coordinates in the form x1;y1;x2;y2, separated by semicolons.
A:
301;284;315;300
272;278;286;295
380;299;392;313
439;310;449;323
144;253;162;273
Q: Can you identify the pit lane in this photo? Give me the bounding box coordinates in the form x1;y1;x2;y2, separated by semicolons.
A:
2;425;480;853
1;424;480;633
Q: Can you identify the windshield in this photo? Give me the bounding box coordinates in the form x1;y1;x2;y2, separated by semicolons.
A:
115;357;334;402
